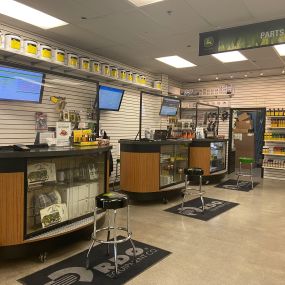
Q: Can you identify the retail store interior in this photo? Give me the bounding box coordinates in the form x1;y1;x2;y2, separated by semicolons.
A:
0;1;285;284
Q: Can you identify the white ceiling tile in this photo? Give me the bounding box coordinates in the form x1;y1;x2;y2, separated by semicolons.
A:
186;0;254;28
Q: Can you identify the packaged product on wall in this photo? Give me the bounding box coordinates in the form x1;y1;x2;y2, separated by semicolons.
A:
0;32;4;48
126;71;133;82
119;69;126;80
102;63;110;76
153;80;162;90
67;53;79;68
24;40;38;57
133;73;140;84
5;34;22;52
140;75;146;85
110;66;118;78
91;61;101;73
35;112;48;130
39;44;52;61
80;57;90;71
54;49;65;65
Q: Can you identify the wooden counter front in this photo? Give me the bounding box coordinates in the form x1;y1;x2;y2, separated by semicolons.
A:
189;147;211;176
0;173;24;246
121;152;160;193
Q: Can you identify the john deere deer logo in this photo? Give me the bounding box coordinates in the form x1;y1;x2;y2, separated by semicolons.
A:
204;36;214;48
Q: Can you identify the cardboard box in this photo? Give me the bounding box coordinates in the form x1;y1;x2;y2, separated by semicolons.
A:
236;120;253;130
233;128;249;134
234;134;255;167
238;112;250;121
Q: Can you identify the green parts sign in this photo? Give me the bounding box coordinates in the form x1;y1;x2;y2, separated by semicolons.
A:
199;18;285;56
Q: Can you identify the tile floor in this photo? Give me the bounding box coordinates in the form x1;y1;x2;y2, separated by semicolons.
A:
1;174;285;285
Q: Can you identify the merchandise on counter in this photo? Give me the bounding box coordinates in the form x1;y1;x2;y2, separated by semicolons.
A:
23;40;38;57
80;57;90;71
91;61;101;73
5;34;22;52
67;53;79;68
28;162;56;185
54;49;65;64
56;121;72;146
39;44;52;61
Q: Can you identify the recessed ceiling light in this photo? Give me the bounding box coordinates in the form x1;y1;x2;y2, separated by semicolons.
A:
128;0;165;7
274;44;285;56
260;72;264;76
244;74;248;77
212;51;248;63
282;69;285;74
198;78;201;81
216;76;219;80
155;55;196;68
230;75;233;79
0;0;68;29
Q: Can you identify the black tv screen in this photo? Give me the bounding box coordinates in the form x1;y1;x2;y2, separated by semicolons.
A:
99;85;124;111
160;97;180;116
0;65;45;103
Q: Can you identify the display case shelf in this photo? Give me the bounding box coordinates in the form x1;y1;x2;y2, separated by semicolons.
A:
0;48;162;93
264;140;285;143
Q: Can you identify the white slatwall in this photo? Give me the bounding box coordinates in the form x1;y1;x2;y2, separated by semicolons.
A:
0;74;95;146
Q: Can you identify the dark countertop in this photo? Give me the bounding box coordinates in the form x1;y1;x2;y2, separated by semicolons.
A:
119;138;228;145
0;145;112;159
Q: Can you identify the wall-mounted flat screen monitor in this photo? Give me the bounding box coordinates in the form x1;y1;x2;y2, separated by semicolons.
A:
0;65;45;103
99;85;124;111
159;97;180;116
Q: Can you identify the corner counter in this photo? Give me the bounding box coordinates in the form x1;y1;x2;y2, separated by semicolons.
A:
0;145;111;250
119;139;227;201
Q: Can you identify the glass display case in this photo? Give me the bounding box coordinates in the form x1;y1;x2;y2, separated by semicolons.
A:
26;153;105;238
210;142;226;173
160;144;188;188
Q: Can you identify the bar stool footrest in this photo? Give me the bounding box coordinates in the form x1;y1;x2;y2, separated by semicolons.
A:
92;227;132;244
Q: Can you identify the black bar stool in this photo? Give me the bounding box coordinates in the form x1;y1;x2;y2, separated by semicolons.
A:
112;158;120;191
86;192;136;276
181;168;205;212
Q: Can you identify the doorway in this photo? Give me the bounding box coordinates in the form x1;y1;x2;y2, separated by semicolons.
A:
228;108;266;176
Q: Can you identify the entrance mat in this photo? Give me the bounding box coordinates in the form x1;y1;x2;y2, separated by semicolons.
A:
215;179;259;192
18;237;171;285
164;197;239;221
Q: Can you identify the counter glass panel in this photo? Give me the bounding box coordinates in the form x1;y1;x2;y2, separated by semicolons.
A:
210;141;226;173
26;154;105;237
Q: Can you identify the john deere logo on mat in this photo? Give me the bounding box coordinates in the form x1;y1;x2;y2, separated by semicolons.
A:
180;200;224;216
95;246;158;279
204;36;214;48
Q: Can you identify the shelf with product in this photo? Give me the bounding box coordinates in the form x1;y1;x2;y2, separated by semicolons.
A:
0;39;162;94
263;109;285;180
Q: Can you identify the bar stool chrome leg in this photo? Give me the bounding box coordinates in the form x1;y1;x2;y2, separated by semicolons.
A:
86;207;97;269
127;205;136;264
106;210;111;255
199;175;205;212
181;174;188;211
250;162;254;189
113;210;118;276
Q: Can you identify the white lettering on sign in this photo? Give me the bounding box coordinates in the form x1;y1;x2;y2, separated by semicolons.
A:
260;29;285;39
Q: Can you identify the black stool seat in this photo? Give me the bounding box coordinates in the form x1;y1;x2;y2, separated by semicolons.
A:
184;168;204;176
96;192;128;210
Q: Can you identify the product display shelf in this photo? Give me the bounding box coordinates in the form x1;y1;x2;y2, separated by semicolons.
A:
262;153;285;156
263;114;285;180
0;47;162;93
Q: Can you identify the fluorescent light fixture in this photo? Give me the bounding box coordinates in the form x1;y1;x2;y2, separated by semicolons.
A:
155;55;196;68
128;0;165;7
0;0;68;29
212;51;248;63
274;44;285;56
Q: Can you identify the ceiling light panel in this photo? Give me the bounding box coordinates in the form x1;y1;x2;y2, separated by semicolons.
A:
0;0;68;29
128;0;165;7
274;44;285;56
212;51;248;63
155;55;196;68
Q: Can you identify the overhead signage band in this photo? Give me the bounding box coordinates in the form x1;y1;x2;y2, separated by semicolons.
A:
199;18;285;56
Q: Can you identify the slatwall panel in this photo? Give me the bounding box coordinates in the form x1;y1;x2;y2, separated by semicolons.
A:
0;74;95;146
141;94;168;135
184;75;285;180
